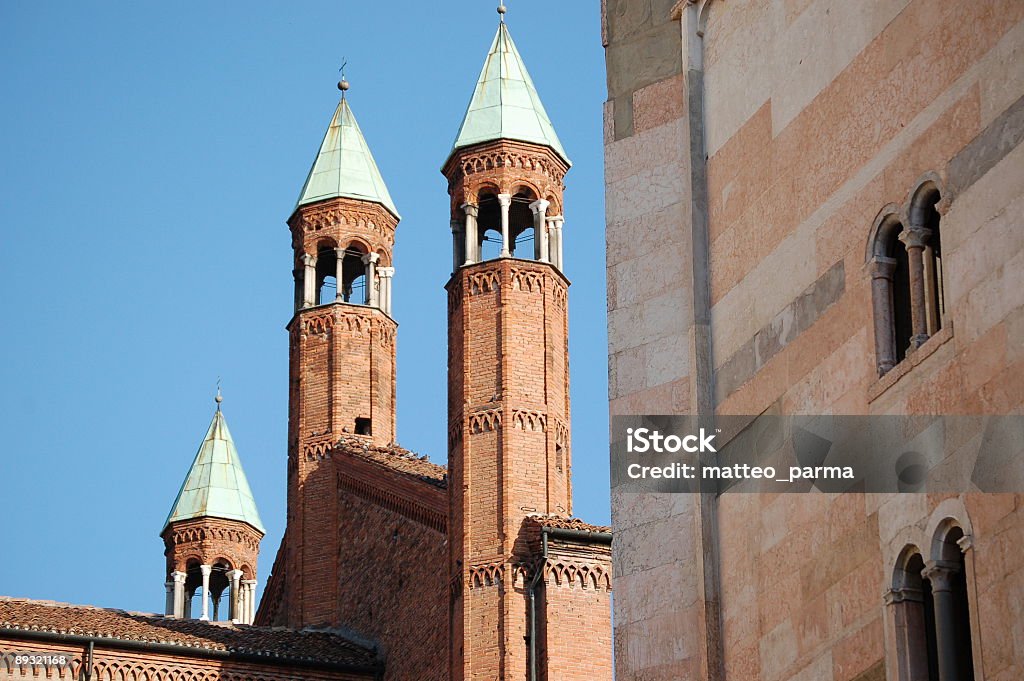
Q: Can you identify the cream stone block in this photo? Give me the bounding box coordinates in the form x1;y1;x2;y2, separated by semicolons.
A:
978;19;1024;128
604;117;687;187
613;510;696;576
606;202;690;268
614;561;700;627
608;288;690;355
783;330;867;414
944;191;1024;310
610;346;647;399
942;141;1024;254
644;332;691;390
877;494;929;544
606;163;688;225
615;608;702;670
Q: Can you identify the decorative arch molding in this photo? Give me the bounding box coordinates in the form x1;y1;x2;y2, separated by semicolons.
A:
905;171;950;224
865;203;905;263
924;498;974;558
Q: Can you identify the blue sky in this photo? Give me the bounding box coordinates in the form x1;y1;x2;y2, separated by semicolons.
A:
0;1;609;613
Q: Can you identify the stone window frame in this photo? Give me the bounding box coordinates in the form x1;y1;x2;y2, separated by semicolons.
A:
882;499;983;681
866;173;952;391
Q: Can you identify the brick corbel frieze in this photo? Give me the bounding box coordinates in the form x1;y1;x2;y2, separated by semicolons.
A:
288;196;398;256
442;139;569;213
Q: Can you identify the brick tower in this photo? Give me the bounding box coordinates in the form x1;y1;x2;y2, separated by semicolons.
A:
162;391;264;624
283;80;401;627
444;8;612;680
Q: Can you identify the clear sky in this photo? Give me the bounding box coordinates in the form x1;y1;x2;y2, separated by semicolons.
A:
0;2;609;613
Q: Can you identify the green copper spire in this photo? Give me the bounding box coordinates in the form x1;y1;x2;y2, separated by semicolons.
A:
163;398;265;534
448;21;570;166
295;93;400;219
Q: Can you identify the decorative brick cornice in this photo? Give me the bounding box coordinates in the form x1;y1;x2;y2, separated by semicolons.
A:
511;409;547;432
337;470;446;534
468;409;502;434
288;196;398;255
467;562;504;589
510;267;544;293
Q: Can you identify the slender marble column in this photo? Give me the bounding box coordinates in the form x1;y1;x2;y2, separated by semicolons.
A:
899;225;932;349
199;565;212;621
242;580;258;624
498;194;512;258
547;216;565;270
870;255;898;374
302;254;317;308
172;571;186;619
334;248;346;301
164;580;174;616
362;252;380;306
378;267;395;317
462;204;479;265
529;199;550;261
228;569;243;622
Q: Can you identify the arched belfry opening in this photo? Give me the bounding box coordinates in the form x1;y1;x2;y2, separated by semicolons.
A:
477;192;504;261
316;242;339;305
509;188;537;259
909;183;946;337
339;242;370;304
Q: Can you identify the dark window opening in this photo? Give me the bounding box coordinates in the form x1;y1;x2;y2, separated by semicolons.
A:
355;417;372;436
887;229;913;364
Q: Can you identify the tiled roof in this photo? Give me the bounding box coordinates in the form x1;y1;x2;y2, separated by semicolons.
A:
332;437;447;488
0;597;377;670
525;515;612;534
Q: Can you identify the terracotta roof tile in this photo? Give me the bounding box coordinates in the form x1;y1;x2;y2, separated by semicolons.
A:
524;515;611;534
0;597;376;669
332;437;447;488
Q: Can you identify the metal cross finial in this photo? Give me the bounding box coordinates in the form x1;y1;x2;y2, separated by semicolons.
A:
215;377;223;408
337;58;350;94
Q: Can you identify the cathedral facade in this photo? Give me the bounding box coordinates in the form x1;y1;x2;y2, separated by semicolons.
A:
0;9;612;681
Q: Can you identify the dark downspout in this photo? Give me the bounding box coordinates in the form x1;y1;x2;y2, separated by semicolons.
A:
80;641;94;681
528;528;548;681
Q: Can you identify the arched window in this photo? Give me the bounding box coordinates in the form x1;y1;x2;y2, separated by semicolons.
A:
925;524;975;681
869;212;914;373
477;193;504;261
314;242;338;305
508;188;537;259
909;183;946;336
890;549;938;681
339;242;369;304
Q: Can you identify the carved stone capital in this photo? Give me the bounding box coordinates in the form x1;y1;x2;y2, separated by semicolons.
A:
898;225;932;250
922;559;960;592
497;193;512;207
529;199;551;215
956;534;973;553
461;203;479;217
171;571;187;584
301;253;316;267
361;252;380;265
378;266;395;278
228;569;244;582
199;564;213;577
883;586;924;605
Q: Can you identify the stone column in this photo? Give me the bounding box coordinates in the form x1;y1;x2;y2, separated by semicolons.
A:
462;203;479;265
870;255;898;374
199;564;212;621
497;193;512;258
228;569;243;623
302;253;317;308
884;585;929;681
242;580;258;624
171;572;186;618
334;248;346;301
922;561;962;681
547;216;564;270
164;580;174;616
378;267;395;317
362;252;380;306
529;199;550;261
899;225;932;349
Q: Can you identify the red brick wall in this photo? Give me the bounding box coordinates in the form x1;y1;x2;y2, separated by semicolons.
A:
162;517;261;579
331;454;448;681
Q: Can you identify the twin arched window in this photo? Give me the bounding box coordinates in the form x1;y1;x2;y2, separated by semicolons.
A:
869;179;947;375
890;523;975;681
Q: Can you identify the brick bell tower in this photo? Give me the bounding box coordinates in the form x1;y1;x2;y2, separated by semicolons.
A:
283;78;400;627
444;7;610;680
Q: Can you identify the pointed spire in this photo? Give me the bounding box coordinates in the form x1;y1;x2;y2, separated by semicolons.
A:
448;19;569;167
295;82;400;219
163;404;265;534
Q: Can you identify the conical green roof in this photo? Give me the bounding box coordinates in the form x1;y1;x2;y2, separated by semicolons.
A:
448;22;570;166
163;406;265;534
295;96;400;219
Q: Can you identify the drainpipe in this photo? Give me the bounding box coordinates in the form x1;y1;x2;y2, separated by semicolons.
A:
528;528;548;681
80;641;93;681
528;526;613;681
